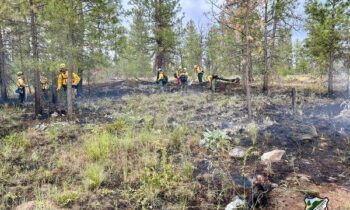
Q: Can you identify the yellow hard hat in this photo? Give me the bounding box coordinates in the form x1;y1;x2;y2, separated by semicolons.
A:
17;71;24;76
59;63;66;69
194;65;198;68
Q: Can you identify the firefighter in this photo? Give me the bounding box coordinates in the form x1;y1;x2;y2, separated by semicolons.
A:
16;72;27;105
194;65;204;83
174;67;181;85
156;68;167;92
206;74;218;92
179;68;189;92
57;63;80;112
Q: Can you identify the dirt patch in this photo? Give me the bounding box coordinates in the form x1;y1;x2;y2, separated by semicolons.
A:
270;183;350;210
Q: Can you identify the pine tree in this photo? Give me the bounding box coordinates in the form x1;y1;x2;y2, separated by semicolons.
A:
305;0;350;95
184;20;202;70
143;0;182;70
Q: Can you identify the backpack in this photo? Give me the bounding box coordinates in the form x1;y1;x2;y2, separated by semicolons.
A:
163;75;168;84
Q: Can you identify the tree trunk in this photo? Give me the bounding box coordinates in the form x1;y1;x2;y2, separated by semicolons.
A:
77;67;83;97
67;67;73;119
347;62;350;94
0;28;8;102
29;0;42;115
328;49;334;95
328;0;335;96
262;0;269;95
49;71;56;114
244;1;252;121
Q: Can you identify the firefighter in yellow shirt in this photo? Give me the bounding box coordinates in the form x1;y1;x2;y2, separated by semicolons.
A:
156;68;168;92
179;68;189;92
57;63;81;112
206;74;218;92
194;65;204;83
40;75;49;105
16;72;28;105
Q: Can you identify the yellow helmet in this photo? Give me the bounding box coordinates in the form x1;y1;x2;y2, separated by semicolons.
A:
17;71;24;76
59;63;66;69
194;65;198;68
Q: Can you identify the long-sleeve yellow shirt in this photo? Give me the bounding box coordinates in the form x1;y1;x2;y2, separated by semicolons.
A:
194;66;203;74
16;77;26;88
157;72;165;81
57;71;81;90
40;76;49;90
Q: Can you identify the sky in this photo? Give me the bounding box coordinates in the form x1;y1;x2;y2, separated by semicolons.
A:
122;0;308;42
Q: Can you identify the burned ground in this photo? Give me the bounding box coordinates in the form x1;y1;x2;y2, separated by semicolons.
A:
1;79;350;210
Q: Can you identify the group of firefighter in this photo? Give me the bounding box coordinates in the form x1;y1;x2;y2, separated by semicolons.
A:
15;63;218;112
15;63;80;113
156;64;217;92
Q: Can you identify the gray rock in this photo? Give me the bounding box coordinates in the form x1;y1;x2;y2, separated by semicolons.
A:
299;125;318;140
229;146;247;159
261;149;285;164
225;196;246;210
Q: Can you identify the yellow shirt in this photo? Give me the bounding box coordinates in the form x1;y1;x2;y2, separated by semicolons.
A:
179;71;188;77
157;72;164;81
57;71;81;90
40;76;49;90
194;66;203;74
206;75;213;83
16;77;26;88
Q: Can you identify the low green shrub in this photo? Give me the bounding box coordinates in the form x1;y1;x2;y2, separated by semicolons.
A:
84;163;105;190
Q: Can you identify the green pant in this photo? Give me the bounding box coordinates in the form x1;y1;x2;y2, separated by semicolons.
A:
59;86;67;112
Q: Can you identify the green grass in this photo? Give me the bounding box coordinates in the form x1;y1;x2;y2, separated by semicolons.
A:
247;122;259;145
3;132;30;150
84;163;105;190
54;188;80;207
169;126;188;150
84;131;115;162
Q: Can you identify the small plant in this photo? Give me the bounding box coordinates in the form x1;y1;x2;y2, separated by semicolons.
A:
84;163;105;190
263;131;271;146
84;132;114;162
200;129;229;151
55;189;80;207
169;126;188;150
105;118;130;135
47;126;59;142
241;147;254;176
247;123;259;145
135;149;181;207
3;132;30;150
182;161;194;181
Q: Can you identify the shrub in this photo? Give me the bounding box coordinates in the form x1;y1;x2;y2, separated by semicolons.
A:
169;126;188;150
4;132;29;149
55;189;80;207
84;163;105;190
247;123;259;145
105;118;130;135
182;161;194;181
135;150;181;207
84;132;114;162
47;126;59;142
200;130;229;152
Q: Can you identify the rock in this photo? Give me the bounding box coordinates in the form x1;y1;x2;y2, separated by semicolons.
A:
221;121;233;129
299;125;318;140
51;112;58;118
261;149;285;164
225;196;246;210
229;146;247;159
35;124;47;131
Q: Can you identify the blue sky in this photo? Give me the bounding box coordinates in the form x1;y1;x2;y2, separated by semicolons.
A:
122;0;308;42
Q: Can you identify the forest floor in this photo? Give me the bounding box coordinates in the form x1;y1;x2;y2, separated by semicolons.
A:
1;75;350;210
